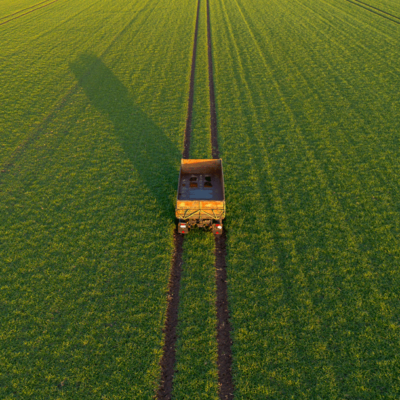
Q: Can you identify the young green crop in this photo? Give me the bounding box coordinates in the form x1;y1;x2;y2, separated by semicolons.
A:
0;0;120;165
211;0;400;397
173;231;219;399
0;0;197;397
348;0;400;16
3;0;400;396
173;1;219;397
189;0;212;160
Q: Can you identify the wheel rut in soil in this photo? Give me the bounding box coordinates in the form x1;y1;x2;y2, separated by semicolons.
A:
344;0;400;24
206;0;234;398
0;0;61;26
182;0;201;161
157;0;201;398
157;232;185;399
353;0;400;20
0;0;52;21
158;0;234;397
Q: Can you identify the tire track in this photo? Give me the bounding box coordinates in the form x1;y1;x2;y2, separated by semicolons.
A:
0;0;53;21
182;0;201;160
206;0;234;398
156;0;200;398
343;0;400;25
157;232;185;399
207;0;219;160
353;0;400;21
0;0;60;26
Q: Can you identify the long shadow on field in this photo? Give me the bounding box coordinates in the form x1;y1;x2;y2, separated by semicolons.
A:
70;54;180;222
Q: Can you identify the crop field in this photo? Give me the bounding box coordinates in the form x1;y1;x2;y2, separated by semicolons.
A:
1;0;196;397
1;0;400;398
212;0;400;398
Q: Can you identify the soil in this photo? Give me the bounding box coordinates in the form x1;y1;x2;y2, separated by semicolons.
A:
157;232;184;399
157;1;201;398
206;0;219;160
158;0;234;397
182;0;201;160
206;0;235;397
215;233;234;400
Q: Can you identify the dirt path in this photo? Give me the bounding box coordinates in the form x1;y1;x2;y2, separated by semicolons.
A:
182;0;201;160
206;0;235;397
157;0;201;398
157;232;185;399
158;0;234;397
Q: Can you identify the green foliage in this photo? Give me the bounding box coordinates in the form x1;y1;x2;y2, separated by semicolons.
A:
172;2;219;397
355;0;400;16
2;0;400;397
190;0;211;160
173;231;219;399
211;0;400;398
0;0;48;19
0;0;196;397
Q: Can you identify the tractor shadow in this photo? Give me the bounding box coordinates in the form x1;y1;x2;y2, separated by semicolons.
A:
69;54;181;222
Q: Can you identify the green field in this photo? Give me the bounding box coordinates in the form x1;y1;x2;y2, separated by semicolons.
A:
212;0;400;398
1;0;400;398
1;0;195;397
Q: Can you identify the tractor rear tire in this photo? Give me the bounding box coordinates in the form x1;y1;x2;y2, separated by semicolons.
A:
178;221;189;234
212;223;223;235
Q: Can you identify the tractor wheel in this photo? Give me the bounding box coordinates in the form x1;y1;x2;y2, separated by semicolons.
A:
212;223;223;235
178;221;189;234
